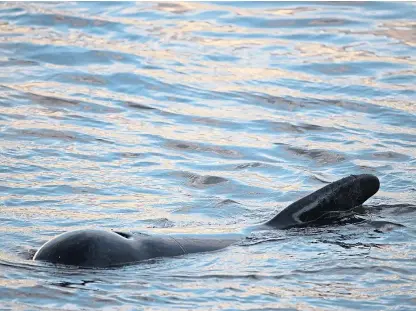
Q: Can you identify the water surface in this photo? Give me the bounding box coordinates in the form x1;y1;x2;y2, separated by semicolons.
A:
0;2;415;310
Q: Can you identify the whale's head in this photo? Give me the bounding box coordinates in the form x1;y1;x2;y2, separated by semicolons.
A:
33;229;138;268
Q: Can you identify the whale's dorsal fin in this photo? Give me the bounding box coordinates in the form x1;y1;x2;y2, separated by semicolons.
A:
265;174;380;229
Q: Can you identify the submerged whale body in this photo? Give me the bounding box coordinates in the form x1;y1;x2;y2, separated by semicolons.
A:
33;174;380;268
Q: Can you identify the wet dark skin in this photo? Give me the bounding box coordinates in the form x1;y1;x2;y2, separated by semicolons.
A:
33;174;380;268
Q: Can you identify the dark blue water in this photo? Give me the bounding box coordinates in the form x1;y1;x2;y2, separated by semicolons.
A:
0;2;415;310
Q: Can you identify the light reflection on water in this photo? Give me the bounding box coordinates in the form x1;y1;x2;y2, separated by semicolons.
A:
0;1;415;310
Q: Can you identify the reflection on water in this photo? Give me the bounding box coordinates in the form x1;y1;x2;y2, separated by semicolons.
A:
0;1;415;310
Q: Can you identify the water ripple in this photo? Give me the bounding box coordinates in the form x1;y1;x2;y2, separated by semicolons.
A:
0;1;415;311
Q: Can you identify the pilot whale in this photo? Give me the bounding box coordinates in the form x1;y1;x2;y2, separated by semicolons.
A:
33;174;380;268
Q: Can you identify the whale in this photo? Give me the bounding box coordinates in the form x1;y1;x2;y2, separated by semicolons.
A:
33;174;380;268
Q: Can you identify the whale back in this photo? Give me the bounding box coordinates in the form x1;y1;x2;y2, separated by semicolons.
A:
264;174;380;229
32;174;380;268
